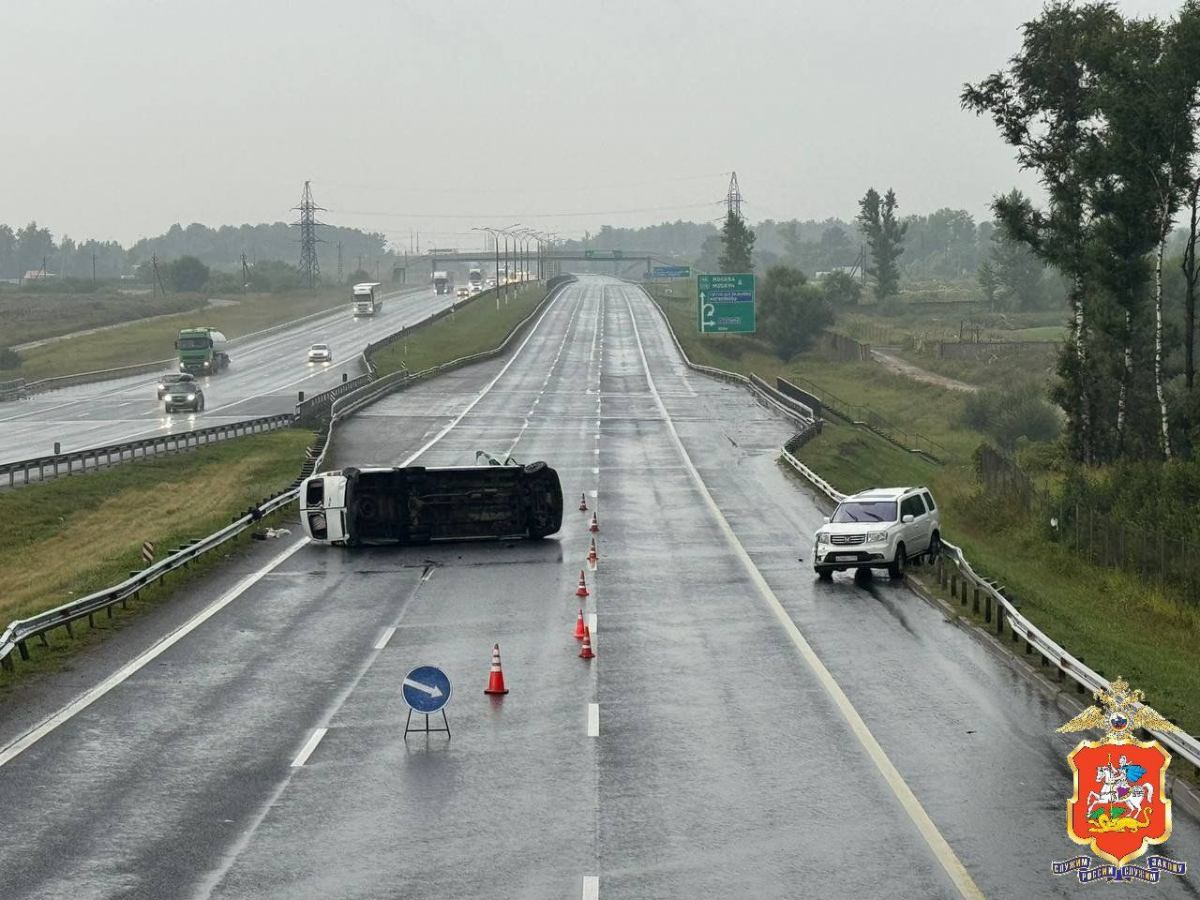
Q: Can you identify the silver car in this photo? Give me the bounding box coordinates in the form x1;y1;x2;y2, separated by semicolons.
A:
812;486;941;580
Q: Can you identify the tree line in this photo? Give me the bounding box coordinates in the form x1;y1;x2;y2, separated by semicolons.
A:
964;0;1200;463
0;220;394;285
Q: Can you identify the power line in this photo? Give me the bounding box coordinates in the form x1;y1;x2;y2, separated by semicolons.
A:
324;201;723;222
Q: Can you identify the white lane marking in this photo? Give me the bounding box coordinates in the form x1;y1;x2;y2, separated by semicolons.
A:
290;727;328;767
374;627;396;650
593;448;600;455
0;539;309;768
582;876;599;900
588;613;597;633
398;288;567;465
587;703;600;737
421;567;435;583
590;490;598;498
623;292;985;900
592;467;599;474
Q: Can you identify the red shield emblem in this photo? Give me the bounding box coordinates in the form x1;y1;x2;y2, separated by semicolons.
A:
1067;739;1173;866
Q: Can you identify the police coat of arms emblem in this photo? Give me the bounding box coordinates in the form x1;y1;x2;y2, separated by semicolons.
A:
1052;678;1189;884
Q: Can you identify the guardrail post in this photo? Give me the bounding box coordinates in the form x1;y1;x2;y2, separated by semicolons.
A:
960;580;968;607
0;654;12;674
995;603;1004;635
17;640;29;661
950;573;957;597
972;587;980;615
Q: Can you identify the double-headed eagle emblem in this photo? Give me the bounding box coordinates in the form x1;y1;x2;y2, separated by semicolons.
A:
1057;677;1182;743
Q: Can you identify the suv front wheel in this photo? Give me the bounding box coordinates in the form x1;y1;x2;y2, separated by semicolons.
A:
888;543;907;580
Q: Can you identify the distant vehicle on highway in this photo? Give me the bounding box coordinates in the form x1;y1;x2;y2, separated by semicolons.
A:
163;380;205;413
469;284;482;296
299;454;563;546
176;326;229;375
456;286;470;299
156;372;196;400
486;277;497;288
352;282;382;317
308;342;333;363
468;266;483;293
432;270;452;295
812;486;941;580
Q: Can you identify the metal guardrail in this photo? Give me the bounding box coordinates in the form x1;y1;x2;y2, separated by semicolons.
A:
0;280;572;671
15;285;429;398
295;285;514;424
0;487;300;673
0;378;24;402
778;445;1200;777
0;414;299;488
328;279;576;423
644;284;1200;778
785;372;948;463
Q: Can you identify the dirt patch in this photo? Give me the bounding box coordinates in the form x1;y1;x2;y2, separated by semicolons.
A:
871;349;978;393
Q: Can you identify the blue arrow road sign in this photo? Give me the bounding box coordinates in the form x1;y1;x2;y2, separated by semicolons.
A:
652;265;691;278
402;665;452;714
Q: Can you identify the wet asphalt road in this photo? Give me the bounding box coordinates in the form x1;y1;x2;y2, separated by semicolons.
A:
0;285;448;465
0;276;1198;899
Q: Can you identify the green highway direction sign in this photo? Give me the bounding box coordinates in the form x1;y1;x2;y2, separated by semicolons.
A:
697;273;755;333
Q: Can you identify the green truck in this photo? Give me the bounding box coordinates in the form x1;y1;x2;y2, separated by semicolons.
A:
175;327;230;374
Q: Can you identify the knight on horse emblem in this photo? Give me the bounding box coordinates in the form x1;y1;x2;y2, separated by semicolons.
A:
1051;677;1189;884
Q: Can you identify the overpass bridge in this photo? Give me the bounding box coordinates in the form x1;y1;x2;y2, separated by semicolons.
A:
409;249;682;281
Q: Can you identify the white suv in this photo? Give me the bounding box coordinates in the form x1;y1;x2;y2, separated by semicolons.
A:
813;486;941;581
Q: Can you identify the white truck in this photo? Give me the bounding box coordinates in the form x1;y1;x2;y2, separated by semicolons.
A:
299;455;564;546
352;282;382;317
432;271;451;295
468;266;483;294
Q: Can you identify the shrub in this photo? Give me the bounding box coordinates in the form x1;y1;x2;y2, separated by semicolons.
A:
0;347;21;370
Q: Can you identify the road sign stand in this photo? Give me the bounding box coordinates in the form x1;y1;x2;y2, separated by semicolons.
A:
401;664;452;740
404;708;451;739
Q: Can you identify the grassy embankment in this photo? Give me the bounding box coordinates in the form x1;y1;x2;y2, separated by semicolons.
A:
1;287;346;381
371;284;545;376
649;282;1200;736
0;429;312;684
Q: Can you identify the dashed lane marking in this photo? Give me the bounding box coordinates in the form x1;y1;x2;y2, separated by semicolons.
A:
374;627;396;650
290;728;327;767
587;703;600;737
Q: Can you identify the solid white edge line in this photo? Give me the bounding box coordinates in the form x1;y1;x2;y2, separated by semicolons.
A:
0;539;310;768
582;875;599;900
398;286;568;467
587;703;600;737
374;626;396;650
290;727;328;768
622;293;986;900
588;613;597;634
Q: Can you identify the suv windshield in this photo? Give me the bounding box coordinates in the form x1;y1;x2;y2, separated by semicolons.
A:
831;500;897;523
163;374;190;384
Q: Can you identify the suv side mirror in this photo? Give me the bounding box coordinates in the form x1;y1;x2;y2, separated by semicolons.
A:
902;514;914;524
822;516;830;524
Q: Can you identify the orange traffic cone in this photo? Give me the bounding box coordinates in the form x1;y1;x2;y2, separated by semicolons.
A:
484;643;509;695
589;512;599;533
578;493;588;512
575;570;589;597
579;625;595;659
587;538;599;564
573;609;586;640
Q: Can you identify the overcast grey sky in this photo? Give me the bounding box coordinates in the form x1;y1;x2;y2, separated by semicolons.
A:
0;0;1185;249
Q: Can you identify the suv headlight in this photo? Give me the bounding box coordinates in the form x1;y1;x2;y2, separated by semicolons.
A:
816;532;829;545
186;393;196;401
867;529;889;543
